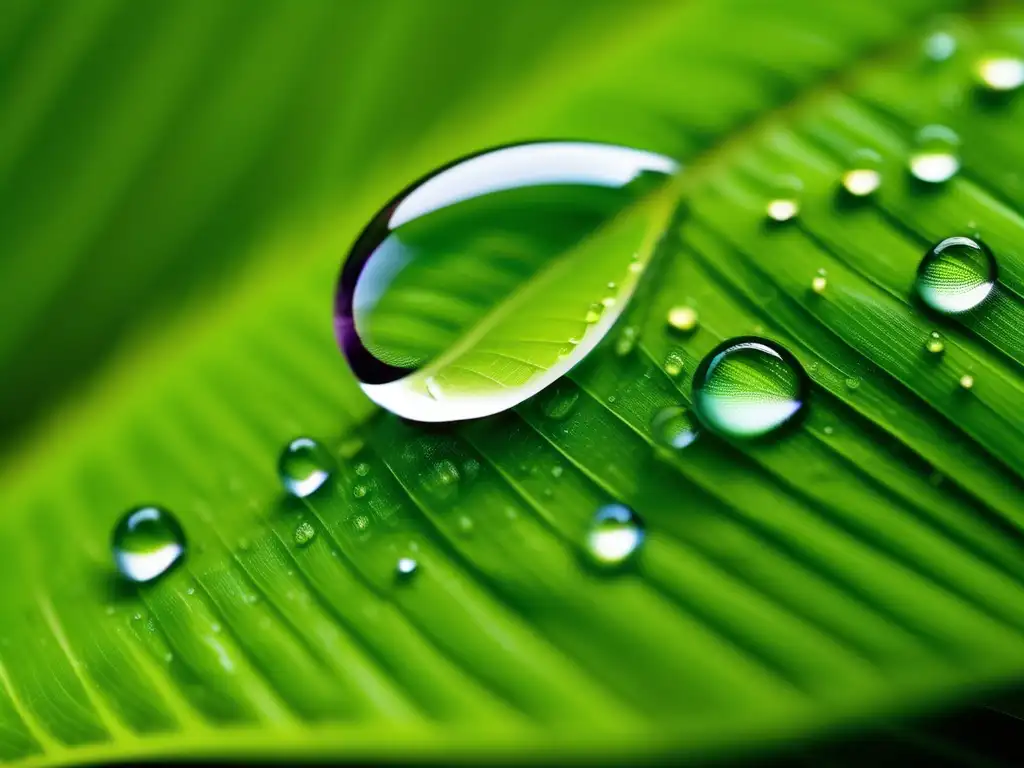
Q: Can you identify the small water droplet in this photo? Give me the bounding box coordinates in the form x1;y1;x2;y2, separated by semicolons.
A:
586;504;644;568
651;406;699;451
923;30;957;62
421;459;460;502
925;331;946;355
112;506;186;583
959;373;975;390
765;176;802;222
353;484;369;499
540;382;579;420
601;296;616;309
845;376;861;390
551;464;564;479
462;458;481;481
974;54;1024;92
396;557;418;579
666;305;699;333
823;425;835;436
909;125;960;183
915;235;996;314
294;521;317;547
457;516;474;534
615;325;639;356
811;269;828;294
585;302;604;324
186;586;195;596
278;437;334;498
663;350;685;378
354;462;370;477
841;149;882;197
691;337;809;440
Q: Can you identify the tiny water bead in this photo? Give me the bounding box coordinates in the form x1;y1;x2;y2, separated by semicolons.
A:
765;176;802;222
651;406;699;451
915;235;997;314
663;350;685;378
925;331;945;355
112;506;186;583
692;337;809;440
614;325;639;356
278;437;334;498
396;557;419;579
666;305;699;333
974;54;1024;92
334;141;678;423
586;504;645;568
841;149;883;197
810;269;827;294
959;373;975;390
923;30;957;62
294;521;317;547
908;125;960;183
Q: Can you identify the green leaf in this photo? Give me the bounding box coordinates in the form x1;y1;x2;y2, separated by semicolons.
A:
3;0;1024;764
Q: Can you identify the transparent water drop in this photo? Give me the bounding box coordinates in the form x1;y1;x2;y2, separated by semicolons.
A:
353;484;369;499
765;176;802;222
334;141;678;423
396;557;418;579
540;381;579;420
586;504;644;568
354;462;370;477
909;125;960;183
845;376;861;390
294;521;316;547
663;350;685;378
615;325;639;356
923;30;957;62
959;373;975;390
915;235;996;314
925;331;945;355
462;458;481;482
811;269;828;294
551;464;564;479
278;437;334;498
421;459;461;502
692;337;809;440
974;54;1024;92
651;406;699;451
112;506;186;583
841;149;883;197
666;306;699;333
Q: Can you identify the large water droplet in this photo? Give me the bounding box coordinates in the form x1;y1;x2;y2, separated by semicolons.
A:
585;504;644;567
692;337;809;440
909;125;960;183
651;406;699;451
974;54;1024;92
279;437;334;498
334;141;678;422
915;235;996;314
113;506;186;583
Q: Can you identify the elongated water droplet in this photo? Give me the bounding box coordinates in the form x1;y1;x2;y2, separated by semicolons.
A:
692;337;809;440
974;54;1024;92
586;504;644;567
663;350;685;378
915;235;996;314
651;406;699;451
279;437;334;498
925;331;945;355
334;142;678;423
540;381;579;420
396;557;418;579
112;506;186;583
909;125;960;183
765;176;802;222
294;521;316;547
666;305;699;333
841;149;882;197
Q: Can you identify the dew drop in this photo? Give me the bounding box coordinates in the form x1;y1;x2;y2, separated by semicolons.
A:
923;30;957;62
915;235;996;314
845;376;861;390
354;462;370;477
551;464;564;479
353;484;369;499
925;331;945;355
909;125;960;183
278;437;334;498
615;325;639;356
540;382;579;420
691;337;809;440
334;141;678;423
974;54;1024;93
765;176;802;222
666;305;699;333
421;459;461;502
396;557;418;579
651;406;699;451
959;373;975;390
663;350;685;378
294;521;317;547
112;506;186;583
811;269;828;294
841;149;882;197
586;504;644;568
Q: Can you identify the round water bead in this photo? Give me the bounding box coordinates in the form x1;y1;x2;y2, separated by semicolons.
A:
585;504;644;568
765;176;802;222
974;54;1024;92
278;437;335;498
334;141;678;422
112;506;186;583
666;306;699;333
841;149;883;197
908;125;961;183
396;557;419;579
651;406;700;451
925;331;946;355
692;337;809;440
915;235;996;314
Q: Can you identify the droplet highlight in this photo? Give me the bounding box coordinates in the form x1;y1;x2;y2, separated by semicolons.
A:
112;506;186;583
651;406;699;451
765;176;802;222
279;437;334;498
915;235;996;314
333;141;678;423
841;149;882;197
909;125;960;184
692;337;809;440
585;504;644;568
974;54;1024;93
396;557;418;579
